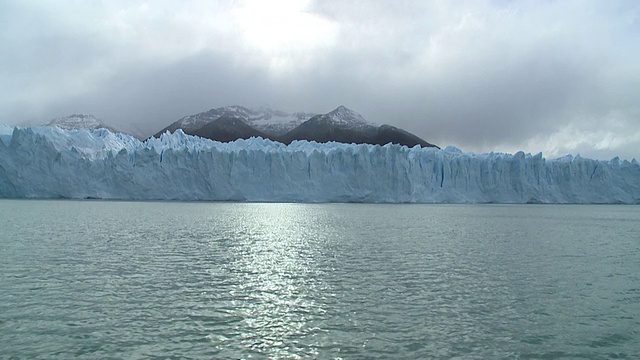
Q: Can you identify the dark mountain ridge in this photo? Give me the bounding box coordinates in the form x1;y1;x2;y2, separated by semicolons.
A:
154;105;439;148
195;115;270;143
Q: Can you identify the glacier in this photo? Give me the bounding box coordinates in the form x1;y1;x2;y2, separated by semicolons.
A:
0;125;639;203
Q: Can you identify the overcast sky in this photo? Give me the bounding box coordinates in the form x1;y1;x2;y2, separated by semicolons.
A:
1;0;639;160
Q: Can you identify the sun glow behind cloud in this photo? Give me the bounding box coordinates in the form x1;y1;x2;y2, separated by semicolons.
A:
233;0;338;69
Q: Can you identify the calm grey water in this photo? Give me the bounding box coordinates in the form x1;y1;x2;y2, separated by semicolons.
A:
0;200;639;359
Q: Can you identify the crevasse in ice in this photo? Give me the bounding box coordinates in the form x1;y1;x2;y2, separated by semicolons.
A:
0;126;638;203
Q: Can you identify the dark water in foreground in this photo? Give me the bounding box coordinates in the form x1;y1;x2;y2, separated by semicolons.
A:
0;200;639;359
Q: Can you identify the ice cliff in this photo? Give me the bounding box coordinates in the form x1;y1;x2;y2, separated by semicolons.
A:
0;126;639;203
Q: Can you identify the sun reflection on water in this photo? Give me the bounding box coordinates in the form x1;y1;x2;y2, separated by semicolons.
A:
222;203;332;358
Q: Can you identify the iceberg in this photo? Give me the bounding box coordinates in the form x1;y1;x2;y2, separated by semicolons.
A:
0;126;639;203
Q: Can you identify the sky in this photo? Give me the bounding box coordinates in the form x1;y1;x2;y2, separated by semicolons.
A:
1;0;639;160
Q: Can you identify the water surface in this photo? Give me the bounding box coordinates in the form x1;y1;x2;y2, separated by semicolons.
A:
1;200;639;358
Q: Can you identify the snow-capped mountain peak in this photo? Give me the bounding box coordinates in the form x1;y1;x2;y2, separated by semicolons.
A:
306;106;377;132
46;114;107;130
161;106;316;137
177;107;244;129
326;105;371;126
43;114;147;139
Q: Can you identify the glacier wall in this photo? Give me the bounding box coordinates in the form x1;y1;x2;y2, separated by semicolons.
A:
0;126;639;203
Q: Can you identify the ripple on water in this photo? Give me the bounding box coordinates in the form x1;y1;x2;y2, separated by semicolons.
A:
0;201;639;358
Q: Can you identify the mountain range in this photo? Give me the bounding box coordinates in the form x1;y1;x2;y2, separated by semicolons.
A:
44;106;438;148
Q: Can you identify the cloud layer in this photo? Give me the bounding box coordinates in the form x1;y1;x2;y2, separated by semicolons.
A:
1;0;639;159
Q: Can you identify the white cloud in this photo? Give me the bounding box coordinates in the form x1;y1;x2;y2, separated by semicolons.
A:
522;110;640;160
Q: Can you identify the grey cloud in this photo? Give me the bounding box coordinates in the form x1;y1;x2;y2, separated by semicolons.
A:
305;0;640;158
1;0;639;160
51;52;275;132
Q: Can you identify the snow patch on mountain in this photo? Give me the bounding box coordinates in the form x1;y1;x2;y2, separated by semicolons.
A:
46;114;109;130
165;106;315;136
249;109;314;136
325;105;376;129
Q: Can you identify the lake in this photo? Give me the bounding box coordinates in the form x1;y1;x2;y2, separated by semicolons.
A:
1;200;638;359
